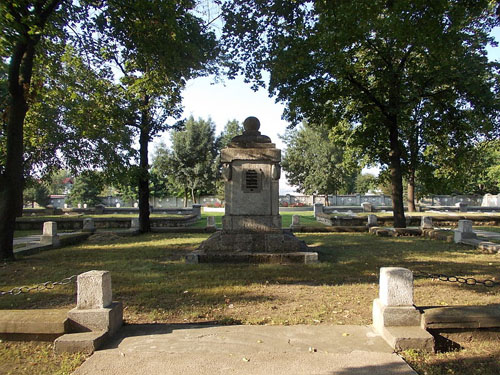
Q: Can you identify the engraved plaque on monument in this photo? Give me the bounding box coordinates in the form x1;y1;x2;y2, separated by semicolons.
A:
187;117;318;264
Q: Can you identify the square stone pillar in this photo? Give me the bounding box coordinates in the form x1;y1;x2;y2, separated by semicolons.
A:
68;270;122;335
40;221;60;246
314;203;324;217
192;204;202;219
82;218;95;233
206;216;216;228
361;202;372;212
373;267;421;328
454;219;477;243
290;214;301;229
367;214;377;227
372;267;434;352
77;271;112;309
420;216;433;229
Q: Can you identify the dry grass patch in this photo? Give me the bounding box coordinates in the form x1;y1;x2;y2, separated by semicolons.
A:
1;232;499;374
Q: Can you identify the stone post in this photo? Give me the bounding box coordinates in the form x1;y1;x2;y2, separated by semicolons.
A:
454;219;477;243
372;267;434;351
367;214;377;227
115;202;120;208
192;204;202;219
82;218;95;233
290;214;301;229
420;216;433;229
314;203;324;217
361;202;372;212
40;221;60;246
130;218;139;229
68;270;122;334
455;202;468;212
206;216;216;228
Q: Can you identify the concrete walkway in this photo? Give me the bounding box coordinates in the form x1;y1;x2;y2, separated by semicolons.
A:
74;324;417;375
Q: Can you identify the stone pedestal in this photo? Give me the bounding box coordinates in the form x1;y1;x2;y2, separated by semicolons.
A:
420;216;433;229
372;267;434;352
454;219;477;243
367;214;377;227
206;216;216;228
192;117;316;264
83;218;95;233
68;271;122;335
361;202;372;212
40;221;60;246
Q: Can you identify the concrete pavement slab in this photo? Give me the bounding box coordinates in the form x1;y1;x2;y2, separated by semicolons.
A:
74;324;417;375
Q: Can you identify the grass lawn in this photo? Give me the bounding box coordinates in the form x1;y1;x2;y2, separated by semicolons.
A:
193;210;325;228
1;231;499;374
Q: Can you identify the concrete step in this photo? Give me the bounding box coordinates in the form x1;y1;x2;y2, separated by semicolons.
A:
422;304;500;330
380;326;434;352
0;309;69;341
54;331;108;354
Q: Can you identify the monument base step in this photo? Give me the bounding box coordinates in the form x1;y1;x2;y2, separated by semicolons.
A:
54;331;108;354
378;326;435;352
186;251;318;264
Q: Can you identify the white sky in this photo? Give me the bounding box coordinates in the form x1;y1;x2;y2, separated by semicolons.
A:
153;28;500;195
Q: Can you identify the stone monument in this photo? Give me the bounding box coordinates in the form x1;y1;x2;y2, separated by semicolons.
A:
187;116;317;264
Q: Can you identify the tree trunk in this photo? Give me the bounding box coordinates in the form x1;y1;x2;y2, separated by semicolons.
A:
387;119;406;228
138;97;151;233
0;40;37;261
407;169;416;212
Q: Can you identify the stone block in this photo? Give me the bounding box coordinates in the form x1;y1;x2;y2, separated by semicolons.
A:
367;214;377;226
68;302;123;335
130;218;139;229
457;219;473;232
380;326;435;352
192;204;202;218
43;221;57;236
420;216;433;229
455;202;468;212
77;270;112;309
379;267;414;306
290;215;301;228
453;230;477;243
372;299;421;328
314;203;324;217
54;331;108;355
82;218;95;233
361;202;372;212
206;216;216;228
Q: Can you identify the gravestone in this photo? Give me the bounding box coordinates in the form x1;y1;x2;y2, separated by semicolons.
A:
420;216;433;229
454;219;477;243
189;117;317;264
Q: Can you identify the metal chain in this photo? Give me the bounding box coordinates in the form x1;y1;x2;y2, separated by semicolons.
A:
0;275;77;296
414;271;500;287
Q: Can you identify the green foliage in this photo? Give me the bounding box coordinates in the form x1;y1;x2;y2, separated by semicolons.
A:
418;140;500;195
355;173;380;195
281;123;359;196
23;179;50;207
222;0;500;223
153;117;218;202
66;171;104;207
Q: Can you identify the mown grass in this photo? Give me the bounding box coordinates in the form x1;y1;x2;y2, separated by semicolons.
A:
193;210;324;228
1;230;499;374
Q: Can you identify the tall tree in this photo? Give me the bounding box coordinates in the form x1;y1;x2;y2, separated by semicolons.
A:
281;123;359;203
153;117;218;206
87;1;218;232
0;0;66;260
222;0;500;227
